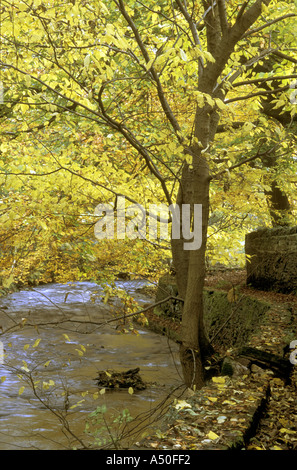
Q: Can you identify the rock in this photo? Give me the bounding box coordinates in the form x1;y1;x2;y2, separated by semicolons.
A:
182;388;196;398
117;272;131;280
221;357;250;377
251;364;271;376
154;274;182;318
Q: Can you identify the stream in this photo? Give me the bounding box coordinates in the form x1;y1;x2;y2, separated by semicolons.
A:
0;280;182;450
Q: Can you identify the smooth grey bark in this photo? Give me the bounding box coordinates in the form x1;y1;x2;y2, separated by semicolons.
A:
171;0;273;389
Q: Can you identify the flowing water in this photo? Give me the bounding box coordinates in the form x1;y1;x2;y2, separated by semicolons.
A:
0;280;182;450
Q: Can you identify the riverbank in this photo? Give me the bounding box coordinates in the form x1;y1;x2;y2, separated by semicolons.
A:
135;269;297;450
1;272;296;450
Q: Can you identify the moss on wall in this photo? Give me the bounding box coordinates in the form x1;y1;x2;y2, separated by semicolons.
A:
203;289;270;350
245;227;297;293
153;275;271;350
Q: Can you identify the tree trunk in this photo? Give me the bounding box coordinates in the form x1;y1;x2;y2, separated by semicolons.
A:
171;145;214;389
171;0;274;389
246;55;295;226
264;179;292;226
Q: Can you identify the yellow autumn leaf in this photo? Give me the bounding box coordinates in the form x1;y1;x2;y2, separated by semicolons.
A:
20;318;28;328
1;376;6;383
43;360;51;367
42;380;54;390
212;376;226;384
32;338;41;348
19;386;25;395
206;431;220;440
103;292;110;304
99;388;106;395
128;387;134;395
215;98;227;110
222;400;236;405
227;287;238;302
272;378;284;386
206;396;218;403
174;399;191;409
279;428;296;435
3;274;14;288
75;348;84;356
70;399;85;409
247;395;256;401
23;344;30;350
63;334;70;342
21;360;30;372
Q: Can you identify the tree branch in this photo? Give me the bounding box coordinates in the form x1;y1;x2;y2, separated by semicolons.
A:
272;50;297;65
231;74;297;88
225;83;291;104
216;121;246;133
199;0;273;92
217;0;229;36
212;143;281;179
97;83;174;206
1;60;173;206
175;0;204;74
1;294;184;336
241;13;297;39
213;47;275;93
114;0;182;140
0;168;63;177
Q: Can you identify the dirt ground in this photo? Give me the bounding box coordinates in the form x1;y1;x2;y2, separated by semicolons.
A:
205;268;297;308
139;268;297;451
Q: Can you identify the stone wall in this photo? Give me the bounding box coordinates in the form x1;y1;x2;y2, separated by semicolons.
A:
154;275;270;349
245;226;297;293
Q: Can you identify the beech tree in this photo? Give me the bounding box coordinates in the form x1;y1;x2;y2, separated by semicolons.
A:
1;0;296;388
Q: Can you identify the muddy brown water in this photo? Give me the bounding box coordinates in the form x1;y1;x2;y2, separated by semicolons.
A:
0;280;183;450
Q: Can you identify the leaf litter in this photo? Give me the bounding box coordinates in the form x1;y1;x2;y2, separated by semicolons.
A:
137;269;297;451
